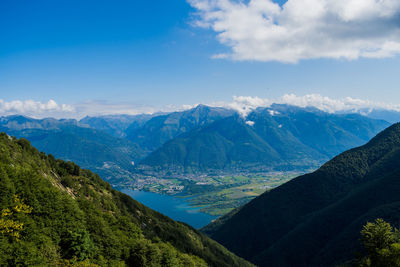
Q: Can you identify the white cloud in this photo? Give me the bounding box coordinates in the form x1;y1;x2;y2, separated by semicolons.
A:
188;0;400;62
0;99;196;119
2;94;400;119
226;95;272;116
214;94;400;116
0;99;74;118
73;100;158;118
279;93;400;113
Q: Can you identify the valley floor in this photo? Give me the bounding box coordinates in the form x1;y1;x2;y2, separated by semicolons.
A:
120;171;304;216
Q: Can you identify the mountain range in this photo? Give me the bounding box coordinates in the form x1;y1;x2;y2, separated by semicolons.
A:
139;104;389;173
0;115;145;183
202;122;400;266
357;108;400;124
126;105;235;152
0;104;391;185
80;114;154;138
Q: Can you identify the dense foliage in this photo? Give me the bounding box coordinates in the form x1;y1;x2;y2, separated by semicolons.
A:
359;219;400;266
203;123;400;267
0;133;252;267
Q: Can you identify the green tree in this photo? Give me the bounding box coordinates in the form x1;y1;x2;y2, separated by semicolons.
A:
360;218;400;267
361;218;395;254
62;229;95;261
0;166;14;207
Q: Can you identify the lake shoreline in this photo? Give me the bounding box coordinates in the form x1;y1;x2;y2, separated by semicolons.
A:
119;189;218;229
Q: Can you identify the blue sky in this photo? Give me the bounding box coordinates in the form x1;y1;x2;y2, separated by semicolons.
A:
1;0;400;117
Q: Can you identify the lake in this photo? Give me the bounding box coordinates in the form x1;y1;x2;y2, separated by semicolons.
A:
120;189;217;229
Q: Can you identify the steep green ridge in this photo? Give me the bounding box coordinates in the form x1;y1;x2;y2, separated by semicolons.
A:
0;133;253;267
140;106;389;173
141;116;282;172
202;123;400;267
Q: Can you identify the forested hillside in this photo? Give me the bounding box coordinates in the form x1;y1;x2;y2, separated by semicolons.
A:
0;133;252;267
203;123;400;267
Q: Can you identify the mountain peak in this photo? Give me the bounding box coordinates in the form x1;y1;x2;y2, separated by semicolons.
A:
194;104;209;109
190;104;212;114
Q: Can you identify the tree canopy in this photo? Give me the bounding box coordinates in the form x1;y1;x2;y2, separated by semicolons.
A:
359;219;400;267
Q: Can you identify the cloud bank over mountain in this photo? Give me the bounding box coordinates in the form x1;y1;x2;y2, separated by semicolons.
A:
219;94;400;117
188;0;400;63
0;99;74;118
0;99;190;119
2;94;400;119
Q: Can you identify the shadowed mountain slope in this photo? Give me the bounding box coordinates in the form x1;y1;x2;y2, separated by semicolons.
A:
202;123;400;267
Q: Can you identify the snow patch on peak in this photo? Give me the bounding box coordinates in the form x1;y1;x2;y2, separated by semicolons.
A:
268;110;280;116
245;120;255;126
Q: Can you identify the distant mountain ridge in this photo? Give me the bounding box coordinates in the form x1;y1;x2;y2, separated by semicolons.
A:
0;104;391;184
361;108;400;123
141;115;284;173
126;105;235;152
138;104;390;173
202;122;400;266
0;115;80;130
80;114;155;138
0;116;145;184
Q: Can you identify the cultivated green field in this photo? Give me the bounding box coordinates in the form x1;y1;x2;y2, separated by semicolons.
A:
179;173;301;216
126;171;306;216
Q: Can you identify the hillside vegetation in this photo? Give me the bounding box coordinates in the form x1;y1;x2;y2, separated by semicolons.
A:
358;218;400;266
0;133;252;267
203;123;400;267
